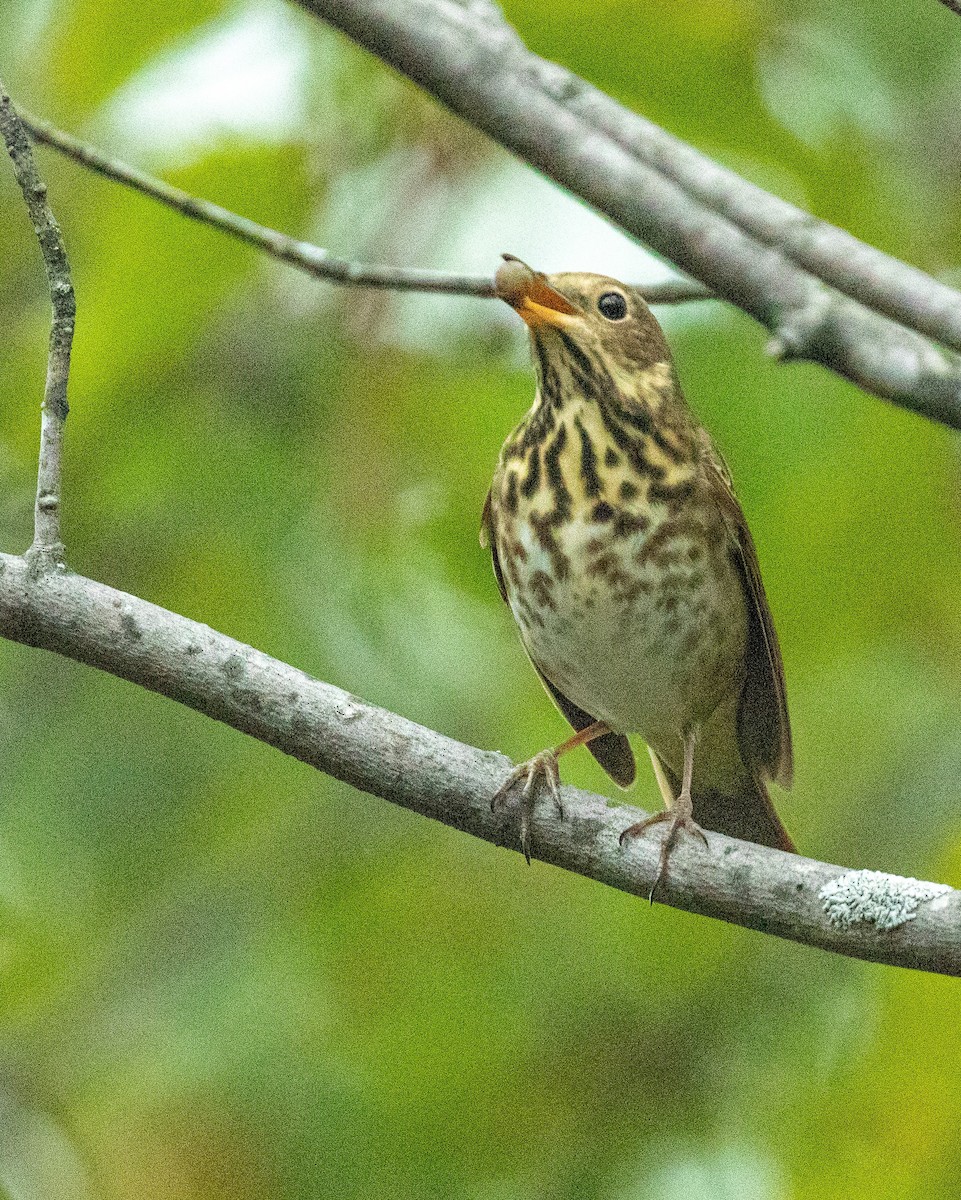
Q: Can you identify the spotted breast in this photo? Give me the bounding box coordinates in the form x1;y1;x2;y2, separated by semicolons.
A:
489;385;748;790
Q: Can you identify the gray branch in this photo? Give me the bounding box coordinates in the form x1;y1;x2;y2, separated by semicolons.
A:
0;550;957;975
438;0;961;353
0;84;75;567
292;0;961;431
18;112;712;306
515;30;961;357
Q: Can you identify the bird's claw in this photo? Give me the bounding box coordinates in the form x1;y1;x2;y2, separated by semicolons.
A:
491;750;563;863
619;799;708;902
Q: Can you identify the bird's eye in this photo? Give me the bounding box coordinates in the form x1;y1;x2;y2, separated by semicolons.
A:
597;291;628;321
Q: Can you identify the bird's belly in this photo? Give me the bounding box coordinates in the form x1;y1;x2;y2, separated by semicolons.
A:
502;512;747;741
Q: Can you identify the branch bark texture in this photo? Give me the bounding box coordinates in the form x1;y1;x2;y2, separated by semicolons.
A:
0;83;74;564
1;551;957;976
293;0;961;430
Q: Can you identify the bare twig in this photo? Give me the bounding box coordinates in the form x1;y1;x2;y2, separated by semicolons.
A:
293;0;961;431
635;277;714;304
0;85;75;567
22;111;492;296
938;0;961;17
19;112;712;306
0;550;957;975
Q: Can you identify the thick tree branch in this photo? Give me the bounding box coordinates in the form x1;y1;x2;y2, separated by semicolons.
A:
0;551;957;975
497;20;961;358
0;84;75;567
18;112;712;306
292;0;961;431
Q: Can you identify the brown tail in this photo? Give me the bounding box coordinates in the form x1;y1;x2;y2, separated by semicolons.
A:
656;757;794;852
693;778;795;852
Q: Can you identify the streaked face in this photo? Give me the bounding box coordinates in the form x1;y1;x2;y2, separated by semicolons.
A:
494;255;672;376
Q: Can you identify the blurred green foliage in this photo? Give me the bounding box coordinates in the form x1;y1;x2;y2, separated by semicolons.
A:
3;0;961;1196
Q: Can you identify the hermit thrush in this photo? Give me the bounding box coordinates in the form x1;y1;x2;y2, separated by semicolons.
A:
482;255;793;888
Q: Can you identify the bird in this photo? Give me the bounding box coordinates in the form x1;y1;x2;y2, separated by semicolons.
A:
480;254;794;891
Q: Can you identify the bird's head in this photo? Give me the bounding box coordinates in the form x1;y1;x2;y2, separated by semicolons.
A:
494;254;675;397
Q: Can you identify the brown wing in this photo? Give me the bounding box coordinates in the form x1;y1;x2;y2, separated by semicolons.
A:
479;488;507;601
480;488;636;788
535;667;636;788
701;441;793;788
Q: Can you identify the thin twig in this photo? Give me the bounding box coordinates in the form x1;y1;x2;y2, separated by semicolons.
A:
0;550;957;975
938;0;961;16
19;112;712;306
22;111;492;296
294;0;961;431
0;86;75;567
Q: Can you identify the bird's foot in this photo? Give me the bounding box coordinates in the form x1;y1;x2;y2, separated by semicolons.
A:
491;749;564;864
619;791;708;902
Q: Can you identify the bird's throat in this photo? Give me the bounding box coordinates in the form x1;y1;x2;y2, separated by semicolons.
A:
499;345;699;529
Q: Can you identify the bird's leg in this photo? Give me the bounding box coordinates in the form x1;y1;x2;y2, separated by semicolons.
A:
492;721;611;863
618;731;708;900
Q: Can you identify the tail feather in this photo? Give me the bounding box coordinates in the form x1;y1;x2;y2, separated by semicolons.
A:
690;778;795;852
655;755;794;852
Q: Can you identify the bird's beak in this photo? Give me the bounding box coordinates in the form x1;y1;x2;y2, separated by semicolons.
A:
495;254;582;330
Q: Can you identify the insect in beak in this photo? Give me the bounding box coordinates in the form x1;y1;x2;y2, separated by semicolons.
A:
495;253;582;330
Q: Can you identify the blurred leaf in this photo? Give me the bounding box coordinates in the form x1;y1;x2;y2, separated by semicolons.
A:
42;0;222;118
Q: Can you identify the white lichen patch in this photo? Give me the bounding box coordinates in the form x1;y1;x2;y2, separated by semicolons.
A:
819;870;952;932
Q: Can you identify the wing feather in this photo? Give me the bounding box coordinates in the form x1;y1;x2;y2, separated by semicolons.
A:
701;440;793;788
535;668;636;788
480;488;507;602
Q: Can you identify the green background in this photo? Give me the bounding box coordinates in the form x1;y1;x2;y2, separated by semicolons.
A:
3;1;961;1196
